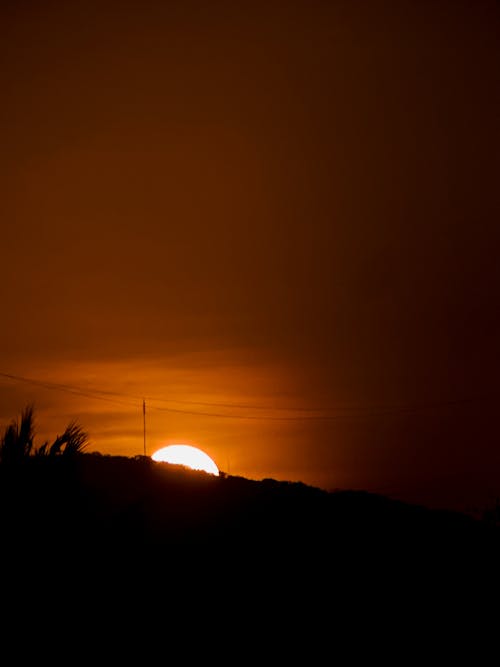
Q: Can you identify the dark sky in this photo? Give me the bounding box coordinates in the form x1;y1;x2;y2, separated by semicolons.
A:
1;0;499;510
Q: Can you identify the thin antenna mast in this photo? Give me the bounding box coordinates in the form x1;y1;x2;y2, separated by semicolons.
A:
143;398;147;456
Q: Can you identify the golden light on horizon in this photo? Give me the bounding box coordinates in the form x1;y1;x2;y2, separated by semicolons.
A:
151;444;219;476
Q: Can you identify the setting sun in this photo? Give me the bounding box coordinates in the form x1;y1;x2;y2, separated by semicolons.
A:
151;445;219;476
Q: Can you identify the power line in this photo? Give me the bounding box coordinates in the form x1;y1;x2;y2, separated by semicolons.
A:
0;372;342;420
0;371;322;412
0;370;495;422
146;396;328;412
0;372;137;408
0;370;338;419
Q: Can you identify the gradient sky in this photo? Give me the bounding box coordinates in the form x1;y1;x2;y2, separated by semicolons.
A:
1;0;499;510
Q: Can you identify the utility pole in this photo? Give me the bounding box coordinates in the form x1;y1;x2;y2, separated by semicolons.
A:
143;399;147;456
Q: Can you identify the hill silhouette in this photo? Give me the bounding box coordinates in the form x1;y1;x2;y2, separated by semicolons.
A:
1;452;498;577
1;449;498;647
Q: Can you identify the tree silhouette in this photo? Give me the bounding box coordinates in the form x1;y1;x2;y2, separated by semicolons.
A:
46;420;88;457
0;405;35;464
0;405;34;463
0;406;88;463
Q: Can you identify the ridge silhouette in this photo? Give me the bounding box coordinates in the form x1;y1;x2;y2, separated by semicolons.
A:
1;407;498;623
1;451;497;564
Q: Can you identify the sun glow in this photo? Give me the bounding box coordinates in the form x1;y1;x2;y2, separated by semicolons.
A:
151;445;219;476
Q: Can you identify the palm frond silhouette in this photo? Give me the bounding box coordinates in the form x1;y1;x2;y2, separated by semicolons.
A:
0;405;35;464
48;421;88;457
0;406;88;462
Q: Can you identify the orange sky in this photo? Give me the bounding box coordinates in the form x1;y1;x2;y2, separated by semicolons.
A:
1;0;499;510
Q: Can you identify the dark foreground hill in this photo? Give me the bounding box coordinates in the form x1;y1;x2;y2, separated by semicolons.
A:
1;453;497;571
1;453;498;641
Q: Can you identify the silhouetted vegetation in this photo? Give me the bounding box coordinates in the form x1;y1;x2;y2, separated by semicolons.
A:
0;405;35;464
0;406;88;463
